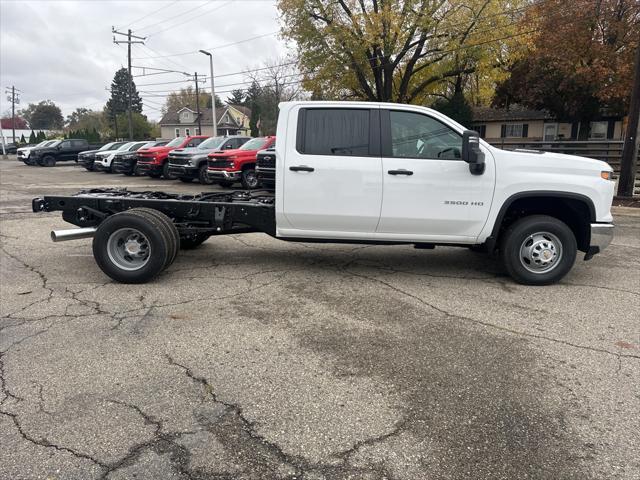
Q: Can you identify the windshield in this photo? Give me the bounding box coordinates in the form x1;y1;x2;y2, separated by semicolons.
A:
129;142;148;151
117;142;134;151
239;137;269;151
197;136;225;149
142;141;159;148
47;140;61;148
35;141;48;147
99;142;116;151
167;137;185;147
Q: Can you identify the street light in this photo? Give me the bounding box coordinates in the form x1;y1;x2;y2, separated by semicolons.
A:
199;50;217;137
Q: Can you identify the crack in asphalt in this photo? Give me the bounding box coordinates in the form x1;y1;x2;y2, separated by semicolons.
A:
341;266;640;361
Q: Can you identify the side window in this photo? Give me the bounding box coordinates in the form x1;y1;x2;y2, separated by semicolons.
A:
60;141;71;149
388;111;462;160
297;108;370;156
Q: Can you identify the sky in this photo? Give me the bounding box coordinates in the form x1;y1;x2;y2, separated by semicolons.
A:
0;0;290;122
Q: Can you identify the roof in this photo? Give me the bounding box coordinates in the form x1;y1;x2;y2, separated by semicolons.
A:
159;106;251;126
229;104;251;117
471;105;554;123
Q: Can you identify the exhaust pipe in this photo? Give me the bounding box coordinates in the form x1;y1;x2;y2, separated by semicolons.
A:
51;227;97;242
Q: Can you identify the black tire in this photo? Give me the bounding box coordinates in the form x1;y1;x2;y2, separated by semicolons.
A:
39;155;56;167
92;210;172;283
218;180;233;188
162;162;177;180
179;233;210;250
500;215;577;285
148;171;161;178
198;164;214;185
85;165;94;172
178;177;193;183
132;208;180;267
241;167;259;189
123;170;134;176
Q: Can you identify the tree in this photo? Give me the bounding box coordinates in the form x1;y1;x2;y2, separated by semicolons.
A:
115;112;154;139
431;90;474;126
278;0;526;104
19;100;63;129
29;131;36;143
162;86;223;114
66;108;108;139
493;0;640;132
227;89;246;105
105;68;143;137
19;134;26;144
36;131;47;141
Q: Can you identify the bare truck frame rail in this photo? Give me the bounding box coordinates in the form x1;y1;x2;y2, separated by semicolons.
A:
32;188;276;236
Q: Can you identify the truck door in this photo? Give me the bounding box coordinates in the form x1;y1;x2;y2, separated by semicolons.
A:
281;107;382;235
377;109;494;240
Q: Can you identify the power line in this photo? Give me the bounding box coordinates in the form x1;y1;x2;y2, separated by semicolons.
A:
116;0;180;31
136;0;213;34
145;1;234;38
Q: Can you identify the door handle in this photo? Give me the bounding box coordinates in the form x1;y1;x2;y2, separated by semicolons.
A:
289;165;314;172
387;169;413;176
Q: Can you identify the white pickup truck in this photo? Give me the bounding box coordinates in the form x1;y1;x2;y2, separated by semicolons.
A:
33;101;615;285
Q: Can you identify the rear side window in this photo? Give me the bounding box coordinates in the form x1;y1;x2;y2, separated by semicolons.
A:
297;108;371;156
71;140;86;148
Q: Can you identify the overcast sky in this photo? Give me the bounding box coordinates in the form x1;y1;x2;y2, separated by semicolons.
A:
0;0;289;122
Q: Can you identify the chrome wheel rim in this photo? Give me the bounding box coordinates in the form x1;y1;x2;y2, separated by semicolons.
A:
107;228;151;271
519;231;563;274
245;170;258;188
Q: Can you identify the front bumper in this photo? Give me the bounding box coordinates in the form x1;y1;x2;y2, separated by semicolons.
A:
168;165;197;177
585;223;615;260
112;159;135;173
207;169;241;181
136;162;162;176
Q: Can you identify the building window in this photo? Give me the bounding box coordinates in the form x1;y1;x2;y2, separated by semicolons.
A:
185;128;191;136
476;125;487;139
501;123;529;138
195;127;201;135
174;128;180;138
589;121;608;139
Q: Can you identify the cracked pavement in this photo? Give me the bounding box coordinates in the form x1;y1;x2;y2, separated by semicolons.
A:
1;157;639;479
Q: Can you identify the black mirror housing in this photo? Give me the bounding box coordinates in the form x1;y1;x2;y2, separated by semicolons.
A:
462;130;485;175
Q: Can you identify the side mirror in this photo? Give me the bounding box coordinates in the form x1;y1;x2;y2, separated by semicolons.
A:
462;130;485;175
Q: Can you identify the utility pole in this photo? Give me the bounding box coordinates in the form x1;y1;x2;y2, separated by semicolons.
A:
199;50;217;136
5;86;20;143
618;45;640;197
112;27;145;140
194;72;202;135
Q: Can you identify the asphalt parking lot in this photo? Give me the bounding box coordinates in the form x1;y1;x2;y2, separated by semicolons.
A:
1;157;639;480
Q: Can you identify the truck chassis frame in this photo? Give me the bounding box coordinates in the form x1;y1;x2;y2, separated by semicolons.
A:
32;188;277;237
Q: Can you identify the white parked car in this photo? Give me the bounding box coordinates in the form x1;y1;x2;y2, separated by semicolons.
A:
17;140;57;164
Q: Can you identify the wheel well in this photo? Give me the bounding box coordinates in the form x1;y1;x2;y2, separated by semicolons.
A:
241;162;256;171
493;195;593;252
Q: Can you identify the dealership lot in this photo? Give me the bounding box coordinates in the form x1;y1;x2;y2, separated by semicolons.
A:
1;158;639;479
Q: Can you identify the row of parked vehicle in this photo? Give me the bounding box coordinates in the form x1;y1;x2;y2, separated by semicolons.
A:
18;135;277;190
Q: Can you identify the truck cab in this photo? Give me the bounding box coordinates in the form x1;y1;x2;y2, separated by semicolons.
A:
30;139;91;167
136;135;208;179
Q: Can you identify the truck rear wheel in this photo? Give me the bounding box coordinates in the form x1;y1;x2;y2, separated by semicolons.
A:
93;209;176;283
132;208;180;267
500;215;577;285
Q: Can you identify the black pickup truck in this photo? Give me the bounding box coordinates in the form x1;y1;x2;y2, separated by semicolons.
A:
255;146;276;190
29;139;102;167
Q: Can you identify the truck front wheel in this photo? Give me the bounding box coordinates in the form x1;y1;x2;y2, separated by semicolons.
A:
500;215;577;285
241;168;259;189
162;162;177;180
40;155;56;167
198;164;214;185
92;209;178;283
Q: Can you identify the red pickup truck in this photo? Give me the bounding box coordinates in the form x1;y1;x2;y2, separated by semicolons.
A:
206;136;276;189
136;136;208;179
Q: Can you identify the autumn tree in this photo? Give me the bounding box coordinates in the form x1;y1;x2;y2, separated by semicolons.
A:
162;86;223;114
278;0;527;105
66;108;109;138
493;0;640;131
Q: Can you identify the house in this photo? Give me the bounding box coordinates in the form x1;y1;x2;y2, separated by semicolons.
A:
159;105;251;139
470;105;625;142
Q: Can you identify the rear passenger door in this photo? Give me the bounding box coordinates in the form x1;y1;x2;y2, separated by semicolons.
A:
281;106;382;236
